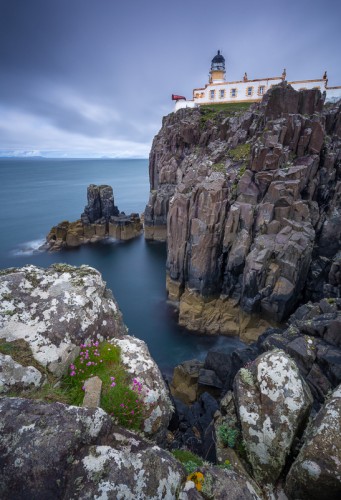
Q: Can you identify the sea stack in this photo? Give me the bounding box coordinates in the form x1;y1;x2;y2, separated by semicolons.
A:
45;184;142;251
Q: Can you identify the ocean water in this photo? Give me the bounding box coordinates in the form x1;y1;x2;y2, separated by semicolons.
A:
0;158;244;375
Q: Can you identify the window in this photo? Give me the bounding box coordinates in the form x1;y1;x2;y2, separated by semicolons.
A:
258;85;265;95
210;89;215;100
247;86;253;96
230;88;237;98
219;89;225;99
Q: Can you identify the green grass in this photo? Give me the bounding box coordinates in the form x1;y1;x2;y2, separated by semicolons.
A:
2;339;153;431
228;143;251;162
200;102;252;126
171;449;204;474
211;162;226;173
62;340;152;430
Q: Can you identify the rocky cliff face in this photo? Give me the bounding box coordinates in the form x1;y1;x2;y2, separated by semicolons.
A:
46;184;142;250
145;83;341;331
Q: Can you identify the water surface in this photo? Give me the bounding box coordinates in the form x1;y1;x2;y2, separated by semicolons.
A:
0;158;244;374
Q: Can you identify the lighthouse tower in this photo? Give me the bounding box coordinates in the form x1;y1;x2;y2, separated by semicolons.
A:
210;50;226;83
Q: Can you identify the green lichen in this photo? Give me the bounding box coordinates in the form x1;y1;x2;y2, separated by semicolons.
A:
211;162;226;173
239;368;254;386
201;471;214;498
217;424;239;448
228;143;251;162
1;310;15;316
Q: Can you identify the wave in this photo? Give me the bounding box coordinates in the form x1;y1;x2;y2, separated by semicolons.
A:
11;238;46;256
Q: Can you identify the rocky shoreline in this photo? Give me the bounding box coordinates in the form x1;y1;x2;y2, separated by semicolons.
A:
44;184;142;251
0;264;340;498
1;84;341;498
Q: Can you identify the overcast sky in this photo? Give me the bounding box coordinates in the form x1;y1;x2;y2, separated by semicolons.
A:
0;0;340;158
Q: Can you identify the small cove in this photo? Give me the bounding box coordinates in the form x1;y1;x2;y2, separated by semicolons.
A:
0;158;244;375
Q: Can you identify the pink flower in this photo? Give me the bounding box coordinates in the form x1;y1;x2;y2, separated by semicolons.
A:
111;382;116;387
82;385;85;391
86;362;92;366
70;371;76;376
70;364;75;370
131;410;134;415
110;376;115;381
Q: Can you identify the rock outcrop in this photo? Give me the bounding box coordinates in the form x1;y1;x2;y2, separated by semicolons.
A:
0;264;173;439
145;84;341;331
0;264;124;377
46;184;142;250
285;383;341;499
258;298;341;407
0;398;185;500
234;350;313;484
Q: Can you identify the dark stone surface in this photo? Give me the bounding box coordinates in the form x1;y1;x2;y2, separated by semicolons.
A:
82;184;119;223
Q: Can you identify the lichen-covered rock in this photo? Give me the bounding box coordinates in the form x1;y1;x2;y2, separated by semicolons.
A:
0;353;43;393
0;264;125;378
178;464;264;499
285;384;341;499
259;298;341;406
234;350;313;484
0;397;185;500
111;336;174;441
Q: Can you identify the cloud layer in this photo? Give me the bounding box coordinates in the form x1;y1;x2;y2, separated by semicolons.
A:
0;0;340;157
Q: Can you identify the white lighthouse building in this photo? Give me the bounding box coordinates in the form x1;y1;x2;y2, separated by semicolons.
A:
174;51;341;111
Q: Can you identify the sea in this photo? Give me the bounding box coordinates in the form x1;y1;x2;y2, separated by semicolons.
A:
0;158;244;376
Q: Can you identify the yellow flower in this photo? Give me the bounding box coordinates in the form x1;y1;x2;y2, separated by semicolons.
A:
187;472;204;491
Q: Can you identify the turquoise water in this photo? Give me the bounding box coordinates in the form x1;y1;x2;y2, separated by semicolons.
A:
0;158;243;374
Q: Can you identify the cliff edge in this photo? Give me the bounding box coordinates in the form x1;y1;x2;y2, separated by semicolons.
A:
145;83;341;334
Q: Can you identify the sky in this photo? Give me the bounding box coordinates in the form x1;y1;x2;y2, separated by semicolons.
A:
0;0;340;158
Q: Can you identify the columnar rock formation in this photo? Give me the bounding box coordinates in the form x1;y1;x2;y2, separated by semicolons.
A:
145;83;341;332
46;184;142;250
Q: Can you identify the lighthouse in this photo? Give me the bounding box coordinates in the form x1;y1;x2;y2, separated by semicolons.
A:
210;50;226;83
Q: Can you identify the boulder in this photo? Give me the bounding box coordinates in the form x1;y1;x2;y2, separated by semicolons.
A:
0;398;185;499
179;464;264;500
234;350;313;484
285;384;341;499
111;336;174;441
0;353;42;393
170;359;204;404
0;264;125;379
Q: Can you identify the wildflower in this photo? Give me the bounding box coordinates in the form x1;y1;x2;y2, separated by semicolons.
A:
110;376;115;381
111;382;116;387
82;385;85;391
86;361;92;366
70;371;76;376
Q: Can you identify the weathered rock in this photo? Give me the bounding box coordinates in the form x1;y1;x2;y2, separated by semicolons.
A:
147;84;341;329
111;336;174;441
177;287;274;340
170;359;204;404
0;264;125;378
81;184;119;223
0;398;185;499
234;350;313;484
46;184;142;251
179;464;264;499
285;384;341;499
259;299;341;406
0;353;43;393
82;376;102;408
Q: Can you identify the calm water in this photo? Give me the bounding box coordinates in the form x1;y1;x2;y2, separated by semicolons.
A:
0;158;243;375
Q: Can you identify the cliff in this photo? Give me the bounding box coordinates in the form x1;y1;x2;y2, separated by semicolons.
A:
145;83;341;334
